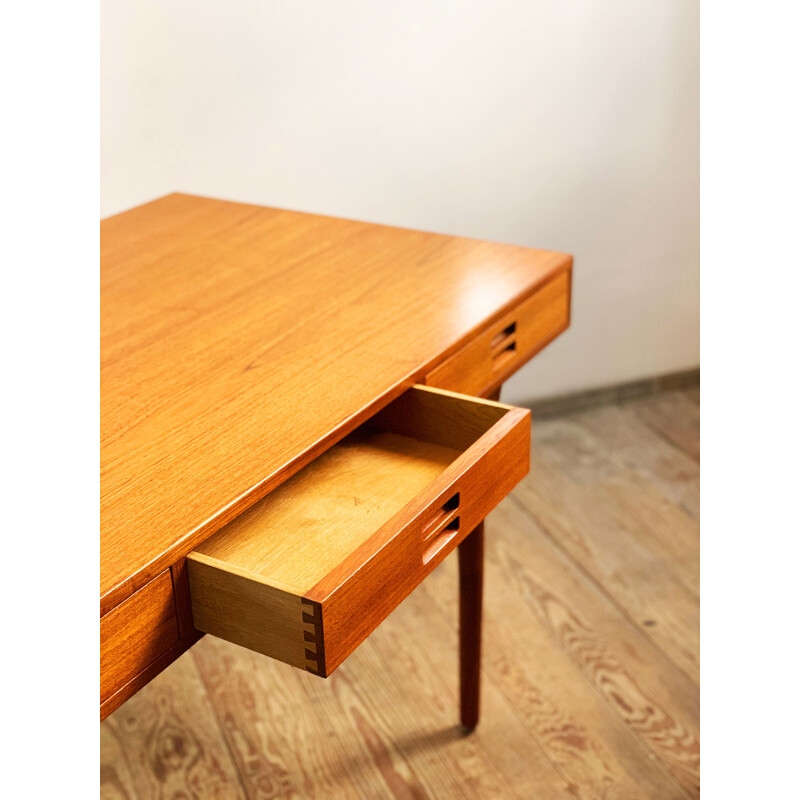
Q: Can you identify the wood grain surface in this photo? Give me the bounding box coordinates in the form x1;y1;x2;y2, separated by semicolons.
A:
101;388;699;799
100;653;246;799
191;432;459;590
513;408;700;682
100;570;179;704
101;193;571;613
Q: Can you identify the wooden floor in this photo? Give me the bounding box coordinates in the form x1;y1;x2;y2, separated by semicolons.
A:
101;388;700;800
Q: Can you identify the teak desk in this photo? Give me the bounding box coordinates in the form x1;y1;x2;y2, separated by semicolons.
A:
100;194;572;729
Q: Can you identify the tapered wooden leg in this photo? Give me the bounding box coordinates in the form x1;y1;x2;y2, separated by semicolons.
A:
458;521;484;732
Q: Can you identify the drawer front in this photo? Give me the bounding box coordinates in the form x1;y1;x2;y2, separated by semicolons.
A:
306;403;530;673
187;386;530;678
426;269;571;396
100;569;180;704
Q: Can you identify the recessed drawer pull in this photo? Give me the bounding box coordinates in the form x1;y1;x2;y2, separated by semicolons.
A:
491;322;518;371
490;322;517;352
422;492;460;542
422;515;460;565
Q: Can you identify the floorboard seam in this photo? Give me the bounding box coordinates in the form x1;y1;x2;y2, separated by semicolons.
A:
412;580;579;797
505;496;699;798
188;647;253;800
102;724;142;800
507;492;699;689
631;405;700;464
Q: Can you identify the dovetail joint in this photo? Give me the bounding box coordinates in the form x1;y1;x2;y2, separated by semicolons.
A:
300;598;326;677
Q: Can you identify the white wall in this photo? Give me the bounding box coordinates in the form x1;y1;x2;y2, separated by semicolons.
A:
101;1;699;403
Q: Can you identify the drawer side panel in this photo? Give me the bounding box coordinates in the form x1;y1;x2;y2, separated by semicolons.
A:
187;554;320;672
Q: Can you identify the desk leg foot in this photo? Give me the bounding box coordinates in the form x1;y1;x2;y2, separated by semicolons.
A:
458;521;484;732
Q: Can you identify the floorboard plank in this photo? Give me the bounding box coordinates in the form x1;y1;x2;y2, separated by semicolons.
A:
100;724;140;800
192;635;392;800
577;404;699;519
100;653;246;800
423;525;696;799
363;571;575;799
494;500;699;794
192;583;572;799
631;390;701;461
516;417;700;681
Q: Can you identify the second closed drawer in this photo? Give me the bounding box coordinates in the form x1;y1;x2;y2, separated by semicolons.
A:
425;268;571;397
187;385;530;676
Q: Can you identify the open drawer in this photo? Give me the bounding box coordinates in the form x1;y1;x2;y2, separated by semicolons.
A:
187;385;530;676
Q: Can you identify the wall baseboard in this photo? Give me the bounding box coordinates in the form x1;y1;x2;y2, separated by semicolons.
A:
522;368;700;419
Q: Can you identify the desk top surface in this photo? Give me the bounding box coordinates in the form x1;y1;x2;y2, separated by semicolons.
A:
100;193;570;611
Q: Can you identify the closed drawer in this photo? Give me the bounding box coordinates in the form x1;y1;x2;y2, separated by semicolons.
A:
100;569;180;704
187;385;530;676
426;269;571;397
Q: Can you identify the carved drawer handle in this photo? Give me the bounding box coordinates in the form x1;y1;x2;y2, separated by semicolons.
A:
422;493;461;564
490;322;517;370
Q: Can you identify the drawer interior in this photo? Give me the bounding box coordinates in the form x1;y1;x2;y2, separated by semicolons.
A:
192;386;511;594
